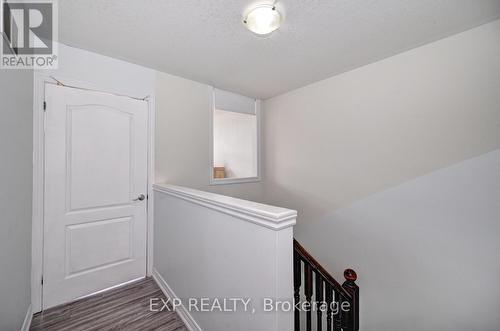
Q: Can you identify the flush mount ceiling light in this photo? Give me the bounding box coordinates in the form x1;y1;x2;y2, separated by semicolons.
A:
243;4;282;36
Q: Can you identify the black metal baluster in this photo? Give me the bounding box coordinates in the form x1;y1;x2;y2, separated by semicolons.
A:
333;291;342;331
315;272;324;331
325;283;333;331
294;252;301;331
305;264;313;331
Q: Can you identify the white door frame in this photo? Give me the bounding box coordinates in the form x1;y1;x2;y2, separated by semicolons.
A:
31;72;156;313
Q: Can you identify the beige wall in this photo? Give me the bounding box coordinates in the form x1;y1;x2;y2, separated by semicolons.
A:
155;72;264;201
264;19;500;213
263;20;500;330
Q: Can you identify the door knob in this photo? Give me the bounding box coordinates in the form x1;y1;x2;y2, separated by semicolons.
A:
133;194;146;201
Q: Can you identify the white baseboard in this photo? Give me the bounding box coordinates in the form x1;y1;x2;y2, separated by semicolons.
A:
20;304;32;331
152;269;202;331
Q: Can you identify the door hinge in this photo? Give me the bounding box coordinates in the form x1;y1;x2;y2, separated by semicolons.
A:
43;101;47;111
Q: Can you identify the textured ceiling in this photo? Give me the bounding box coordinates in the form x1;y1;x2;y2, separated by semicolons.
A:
59;0;500;99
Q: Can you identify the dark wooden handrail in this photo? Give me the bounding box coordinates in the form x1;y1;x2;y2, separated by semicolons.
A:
294;239;359;331
294;239;352;300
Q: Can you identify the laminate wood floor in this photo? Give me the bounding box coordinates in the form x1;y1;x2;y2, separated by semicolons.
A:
30;277;188;331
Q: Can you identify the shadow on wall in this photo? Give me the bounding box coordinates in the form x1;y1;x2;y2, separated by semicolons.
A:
266;149;500;331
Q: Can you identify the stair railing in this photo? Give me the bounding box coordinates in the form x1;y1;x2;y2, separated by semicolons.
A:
294;239;359;331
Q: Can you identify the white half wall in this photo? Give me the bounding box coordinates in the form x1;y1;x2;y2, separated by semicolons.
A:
153;184;296;331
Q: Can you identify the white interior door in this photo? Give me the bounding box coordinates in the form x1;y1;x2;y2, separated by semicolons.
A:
43;84;148;309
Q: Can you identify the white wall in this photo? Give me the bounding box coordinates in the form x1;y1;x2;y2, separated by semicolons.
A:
311;150;500;330
213;109;257;178
41;43;156;98
153;184;296;331
155;71;264;201
263;20;500;330
0;70;33;330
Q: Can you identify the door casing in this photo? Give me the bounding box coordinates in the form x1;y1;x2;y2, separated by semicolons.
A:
31;72;156;313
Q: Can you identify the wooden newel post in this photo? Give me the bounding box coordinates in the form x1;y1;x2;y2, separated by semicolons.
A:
342;268;359;331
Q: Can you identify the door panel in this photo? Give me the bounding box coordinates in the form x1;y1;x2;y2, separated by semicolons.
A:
43;84;148;309
67;105;133;211
65;217;133;276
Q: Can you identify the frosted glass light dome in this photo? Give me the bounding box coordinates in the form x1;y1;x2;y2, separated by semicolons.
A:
244;5;282;36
